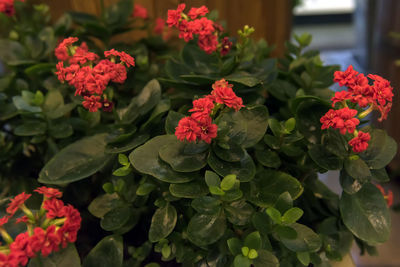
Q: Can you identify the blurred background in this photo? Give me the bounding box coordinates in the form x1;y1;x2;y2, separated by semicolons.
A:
23;0;400;266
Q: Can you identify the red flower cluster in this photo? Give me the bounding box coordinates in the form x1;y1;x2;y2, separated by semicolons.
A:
333;65;394;121
376;184;394;207
55;37;135;112
321;65;395;153
132;3;148;19
0;187;81;267
167;4;232;55
0;0;23;17
175;79;243;143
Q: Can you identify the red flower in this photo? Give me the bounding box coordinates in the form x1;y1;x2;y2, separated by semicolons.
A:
34;187;62;199
188;6;209;19
132;3;148;19
377;102;392;122
220;37;232;56
0;216;9;227
43;199;65;219
369;74;394;107
211;79;244;111
55;37;78;61
333;65;358;87
6;193;31;215
15;216;28;224
198;117;218;143
10;232;35;260
320;109;340;130
102;99;114;112
30;226;61;257
331;91;352;107
0;251;21;267
348;131;370;153
336;108;359;135
82;95;102;112
198;34;219;54
0;0;15;17
175;117;201;143
376;184;394;207
178;20;194;42
69;50;98;65
189;97;214;120
104;49;135;67
167;3;186;27
85;73;109;95
154;18;165;35
57;205;81;248
189;17;215;36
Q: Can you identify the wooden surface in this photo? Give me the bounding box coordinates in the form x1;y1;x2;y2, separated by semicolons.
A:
37;0;292;57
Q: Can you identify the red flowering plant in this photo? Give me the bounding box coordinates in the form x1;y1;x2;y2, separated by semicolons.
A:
0;187;81;266
0;1;398;267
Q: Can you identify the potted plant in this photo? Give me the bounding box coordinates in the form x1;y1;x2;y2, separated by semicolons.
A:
0;1;396;266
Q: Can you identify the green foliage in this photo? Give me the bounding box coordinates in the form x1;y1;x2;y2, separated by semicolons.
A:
0;1;396;266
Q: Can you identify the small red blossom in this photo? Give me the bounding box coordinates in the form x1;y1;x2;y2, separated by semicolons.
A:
154;18;165;35
0;251;21;267
104;49;135;67
175;117;201;143
198;34;219;54
331;91;352;107
198;117;218;144
0;216;9;227
189;17;215;36
188;6;209;19
15;216;28;224
333;65;358;87
82;95;102;112
0;0;16;17
132;3;148;19
320;108;359;135
220;37;233;56
43;198;65;219
6;192;31;215
189;97;214;120
167;3;186;27
211;79;244;111
34;187;62;199
348;131;370;153
376;184;394;207
55;37;78;61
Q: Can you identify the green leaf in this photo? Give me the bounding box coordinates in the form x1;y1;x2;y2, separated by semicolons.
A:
141;98;171;130
205;171;221;187
217;109;247;145
101;205;131;231
340;183;391;244
247;170;303;207
226;72;261;87
233;255;252;267
14;121;46;136
282;207;304;224
308;144;343;170
344;157;371;182
244;231;262;250
118;154;129;165
268;118;282;137
297;251;310;266
267;80;297;101
12;96;41;113
28;244;81;267
285;118;296;132
266;207;282;224
105;134;149;154
276;225;297;239
360;129;397;169
209;186;225;196
370;168;390;182
88;193;119;218
39;134;112;184
187;209;226;246
279;223;321;252
191;196;221;214
165;111;186;135
82;235;123;267
274;192;293;214
252;250;279;267
159;139;208;172
255;149;281;169
129;135;199;183
213;142;245;162
136;183;156;196
252;212;273;236
227;237;242;255
169;180;209;198
221;174;237;191
208;151;256;182
323;129;348;157
240;105;269;148
49;121;73;139
149;203;177;242
118;79;161;124
339;170;362;195
225;201;254;226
